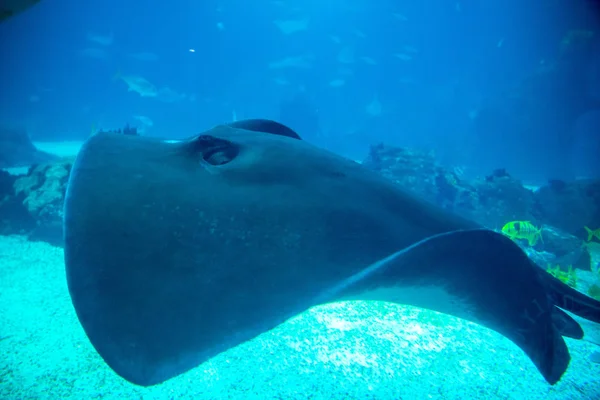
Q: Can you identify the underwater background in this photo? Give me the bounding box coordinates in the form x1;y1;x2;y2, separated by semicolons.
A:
1;0;600;399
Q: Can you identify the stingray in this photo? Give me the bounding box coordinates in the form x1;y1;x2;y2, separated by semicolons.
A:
63;119;600;387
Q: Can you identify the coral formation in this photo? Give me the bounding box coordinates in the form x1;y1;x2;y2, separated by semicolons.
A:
9;158;73;245
96;123;139;136
0;169;35;235
363;143;596;270
533;180;600;237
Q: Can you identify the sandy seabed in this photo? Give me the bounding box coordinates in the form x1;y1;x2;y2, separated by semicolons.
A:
1;235;599;400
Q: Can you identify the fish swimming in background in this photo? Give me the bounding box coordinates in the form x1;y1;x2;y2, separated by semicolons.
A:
63;119;600;387
114;71;158;98
132;115;153;134
87;32;114;46
89;123;98;137
501;221;543;246
0;0;40;22
273;18;309;35
394;53;413;61
585;226;600;242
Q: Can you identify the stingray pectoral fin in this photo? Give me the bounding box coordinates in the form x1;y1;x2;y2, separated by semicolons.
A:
330;229;573;385
226;119;302;140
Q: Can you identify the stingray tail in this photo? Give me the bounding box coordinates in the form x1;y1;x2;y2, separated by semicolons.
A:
330;229;600;385
542;271;600;324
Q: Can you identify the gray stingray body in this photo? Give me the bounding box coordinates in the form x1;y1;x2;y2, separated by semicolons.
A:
63;120;600;387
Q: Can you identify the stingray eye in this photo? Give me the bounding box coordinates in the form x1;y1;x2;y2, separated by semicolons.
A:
193;135;239;166
204;147;237;165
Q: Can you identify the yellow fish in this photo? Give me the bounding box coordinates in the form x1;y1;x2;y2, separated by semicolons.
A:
501;221;543;246
584;226;600;242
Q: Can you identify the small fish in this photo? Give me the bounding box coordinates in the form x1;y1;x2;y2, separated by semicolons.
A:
546;264;577;288
337;46;355;64
87;32;113;46
328;79;345;87
115;72;158;97
133;115;153;128
268;55;313;69
90;122;98;137
393;13;408;22
365;95;382;117
273;18;309;35
583;242;600;275
584;226;600;242
501;221;543;246
453;166;465;178
354;29;366;39
402;45;418;54
394;53;413;61
273;77;290;85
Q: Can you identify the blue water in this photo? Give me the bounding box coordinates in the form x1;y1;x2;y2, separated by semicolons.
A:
2;0;598;179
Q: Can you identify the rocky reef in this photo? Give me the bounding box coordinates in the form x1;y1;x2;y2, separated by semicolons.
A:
0;169;35;235
0;158;73;246
363;143;599;272
14;158;74;246
363;144;537;229
534;179;600;236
